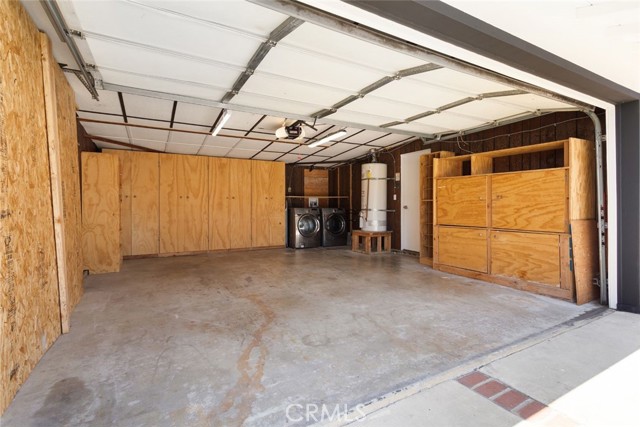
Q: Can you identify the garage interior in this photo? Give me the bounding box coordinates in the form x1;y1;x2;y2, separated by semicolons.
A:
1;0;638;426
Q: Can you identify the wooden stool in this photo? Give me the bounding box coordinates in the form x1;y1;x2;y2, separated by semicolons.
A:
352;230;392;254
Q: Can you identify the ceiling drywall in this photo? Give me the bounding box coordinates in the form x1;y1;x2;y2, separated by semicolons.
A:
23;0;587;166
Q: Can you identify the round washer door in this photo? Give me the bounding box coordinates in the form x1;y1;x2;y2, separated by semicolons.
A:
297;214;320;237
325;213;346;235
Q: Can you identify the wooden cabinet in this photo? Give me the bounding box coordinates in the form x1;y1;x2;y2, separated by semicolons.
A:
208;158;253;250
491;231;560;286
104;149;132;256
252;161;285;247
131;153;159;255
432;138;597;303
81;152;121;273
99;151;283;257
229;159;252;249
419;151;454;266
436;175;487;227
492;169;567;232
159;154;208;253
437;226;487;273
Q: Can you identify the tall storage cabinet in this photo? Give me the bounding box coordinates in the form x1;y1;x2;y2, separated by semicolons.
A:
252;160;285;248
431;138;598;304
208;158;253;250
419;151;454;266
159;154;208;254
104;149;132;256
131;153;159;255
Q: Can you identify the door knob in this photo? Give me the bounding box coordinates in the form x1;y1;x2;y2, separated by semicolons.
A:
403;205;408;209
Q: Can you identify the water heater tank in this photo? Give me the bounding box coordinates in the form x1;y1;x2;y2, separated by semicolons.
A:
360;163;387;231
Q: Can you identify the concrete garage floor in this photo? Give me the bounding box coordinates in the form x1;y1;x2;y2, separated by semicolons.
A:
1;249;601;427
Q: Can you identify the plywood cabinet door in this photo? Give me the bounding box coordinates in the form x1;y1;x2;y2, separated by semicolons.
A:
103;149;132;256
131;153;159;255
436;176;487;227
491;231;560;286
229;159;252;249
159;154;180;254
209;158;230;250
81;153;121;273
180;155;208;252
252;161;285;247
436;226;487;273
492;169;567;232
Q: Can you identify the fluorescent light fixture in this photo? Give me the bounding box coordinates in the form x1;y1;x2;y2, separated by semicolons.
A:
211;109;232;136
309;129;347;148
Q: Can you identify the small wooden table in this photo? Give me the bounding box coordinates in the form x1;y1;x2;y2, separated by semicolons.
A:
352;230;392;254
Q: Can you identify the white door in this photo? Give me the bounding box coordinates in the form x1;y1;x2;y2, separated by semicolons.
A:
401;149;431;252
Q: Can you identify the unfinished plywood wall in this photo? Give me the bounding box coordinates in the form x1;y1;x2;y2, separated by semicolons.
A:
41;34;83;333
0;0;62;414
304;169;328;207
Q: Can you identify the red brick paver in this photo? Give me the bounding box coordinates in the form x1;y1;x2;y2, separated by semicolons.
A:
494;389;528;410
475;380;507;398
457;371;489;388
519;400;547;419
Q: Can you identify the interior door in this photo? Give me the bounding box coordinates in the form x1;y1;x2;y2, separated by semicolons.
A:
229;159;252;249
209;157;230;250
401;149;431;252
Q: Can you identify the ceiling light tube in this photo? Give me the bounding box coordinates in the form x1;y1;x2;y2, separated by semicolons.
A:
211;109;232;136
309;129;347;148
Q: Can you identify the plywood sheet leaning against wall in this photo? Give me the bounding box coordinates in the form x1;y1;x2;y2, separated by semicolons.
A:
81;153;121;273
41;33;83;333
0;0;62;414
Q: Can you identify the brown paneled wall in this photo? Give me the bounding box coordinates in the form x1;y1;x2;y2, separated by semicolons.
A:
330;111;605;250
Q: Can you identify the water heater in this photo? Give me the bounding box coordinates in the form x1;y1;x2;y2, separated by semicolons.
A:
360;163;387;231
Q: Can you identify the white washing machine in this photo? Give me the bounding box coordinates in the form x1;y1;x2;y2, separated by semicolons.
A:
288;208;322;249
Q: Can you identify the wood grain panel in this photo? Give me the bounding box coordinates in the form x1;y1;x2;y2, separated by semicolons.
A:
41;33;83;333
252;161;284;247
571;220;599;304
568;138;596;220
159;154;180;254
436;226;487;272
492;169;568;232
491;231;560;286
304;168;328;207
103;149;132;256
268;162;285;246
81;153;121;273
180;155;208;252
471;155;493;175
229;159;252;249
209;157;230;250
131;152;159;255
1;3;62;412
436;176;487;227
433;157;462;178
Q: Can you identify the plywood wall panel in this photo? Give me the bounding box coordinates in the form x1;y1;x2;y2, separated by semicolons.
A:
41;34;84;333
568;138;596;220
103;149;132;256
209;158;230;250
81;153;121;273
181;155;208;252
268;162;285;246
252;161;271;247
304;169;328;207
229;159;252;249
131;152;159;255
0;1;62;413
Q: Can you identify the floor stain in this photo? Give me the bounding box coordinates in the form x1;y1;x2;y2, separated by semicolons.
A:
210;286;275;426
